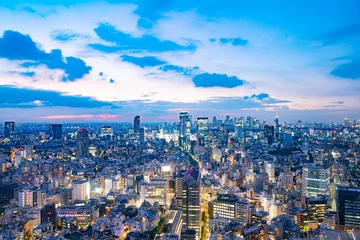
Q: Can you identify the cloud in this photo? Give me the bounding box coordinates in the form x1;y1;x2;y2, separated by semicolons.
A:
316;24;360;45
109;79;115;83
90;23;196;52
22;6;46;18
121;55;166;68
134;0;175;28
192;73;246;88
51;29;89;42
0;30;92;81
210;37;248;46
249;93;290;104
330;60;360;79
0;85;117;108
41;114;118;119
159;65;199;75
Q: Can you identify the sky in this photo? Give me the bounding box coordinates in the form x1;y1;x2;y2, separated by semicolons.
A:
0;0;359;123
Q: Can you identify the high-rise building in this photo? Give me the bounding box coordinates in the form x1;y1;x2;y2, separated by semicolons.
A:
212;194;250;225
279;172;293;191
196;117;209;137
337;186;360;228
33;189;46;208
264;125;274;145
266;162;275;182
302;164;330;197
4;121;15;138
179;112;191;149
182;167;201;239
72;180;90;201
140;127;145;143
49;124;62;140
213;116;217;126
274;113;280;140
134;116;140;132
77;128;90;157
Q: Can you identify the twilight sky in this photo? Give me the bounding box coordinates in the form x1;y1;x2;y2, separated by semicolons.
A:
0;0;359;123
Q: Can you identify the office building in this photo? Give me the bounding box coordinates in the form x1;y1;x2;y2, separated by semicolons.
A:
4;121;15;138
72;180;90;201
197;117;209;137
57;205;92;227
279;172;293;191
302;164;330;197
33;189;46;208
337;186;360;228
182;167;201;239
140;178;168;208
179;112;191;149
41;204;56;226
213;116;217;126
264;125;274;145
212;194;250;225
140;127;145;143
266;162;275;182
77;128;90;157
49;124;62;140
134;116;140;132
18;187;33;207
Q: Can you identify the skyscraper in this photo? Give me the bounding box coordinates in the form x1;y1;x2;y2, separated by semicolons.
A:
49;124;62;140
196;117;209;137
274;113;280;140
77;128;90;157
182;167;201;239
4;121;15;138
134;116;140;132
264;125;275;145
72;180;90;201
213;116;217;126
302;164;330;197
337;186;360;228
179;112;191;149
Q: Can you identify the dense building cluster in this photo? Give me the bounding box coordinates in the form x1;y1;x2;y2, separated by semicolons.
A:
0;115;359;240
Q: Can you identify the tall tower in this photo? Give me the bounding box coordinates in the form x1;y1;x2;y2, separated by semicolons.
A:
182;167;201;239
77;128;90;157
197;117;209;137
134;116;140;132
4;121;15;139
274;112;279;141
179;112;191;149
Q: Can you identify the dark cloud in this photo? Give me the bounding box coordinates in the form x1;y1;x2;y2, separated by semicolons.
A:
0;85;117;108
90;23;196;53
121;55;166;68
330;100;344;105
0;30;92;81
330;60;360;79
159;65;199;75
109;79;115;83
316;24;360;45
192;73;246;88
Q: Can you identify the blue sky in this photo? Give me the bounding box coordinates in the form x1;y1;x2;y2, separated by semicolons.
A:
0;0;359;122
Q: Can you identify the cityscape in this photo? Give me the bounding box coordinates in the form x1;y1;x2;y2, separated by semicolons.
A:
0;0;360;240
0;115;360;239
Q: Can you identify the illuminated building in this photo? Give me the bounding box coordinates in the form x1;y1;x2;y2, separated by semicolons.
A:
306;197;327;224
140;127;145;143
140;178;168;208
212;194;250;225
18;187;33;207
196;117;209;137
76;128;90;157
336;186;360;228
57;205;92;227
49;124;62;140
33;189;46;208
265;162;275;182
134;115;140;132
302;164;330;197
72;180;90;201
212;116;217;126
182;167;201;239
99;126;113;138
4;121;15;139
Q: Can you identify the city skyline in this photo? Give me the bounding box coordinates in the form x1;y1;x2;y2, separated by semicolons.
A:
0;0;359;122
